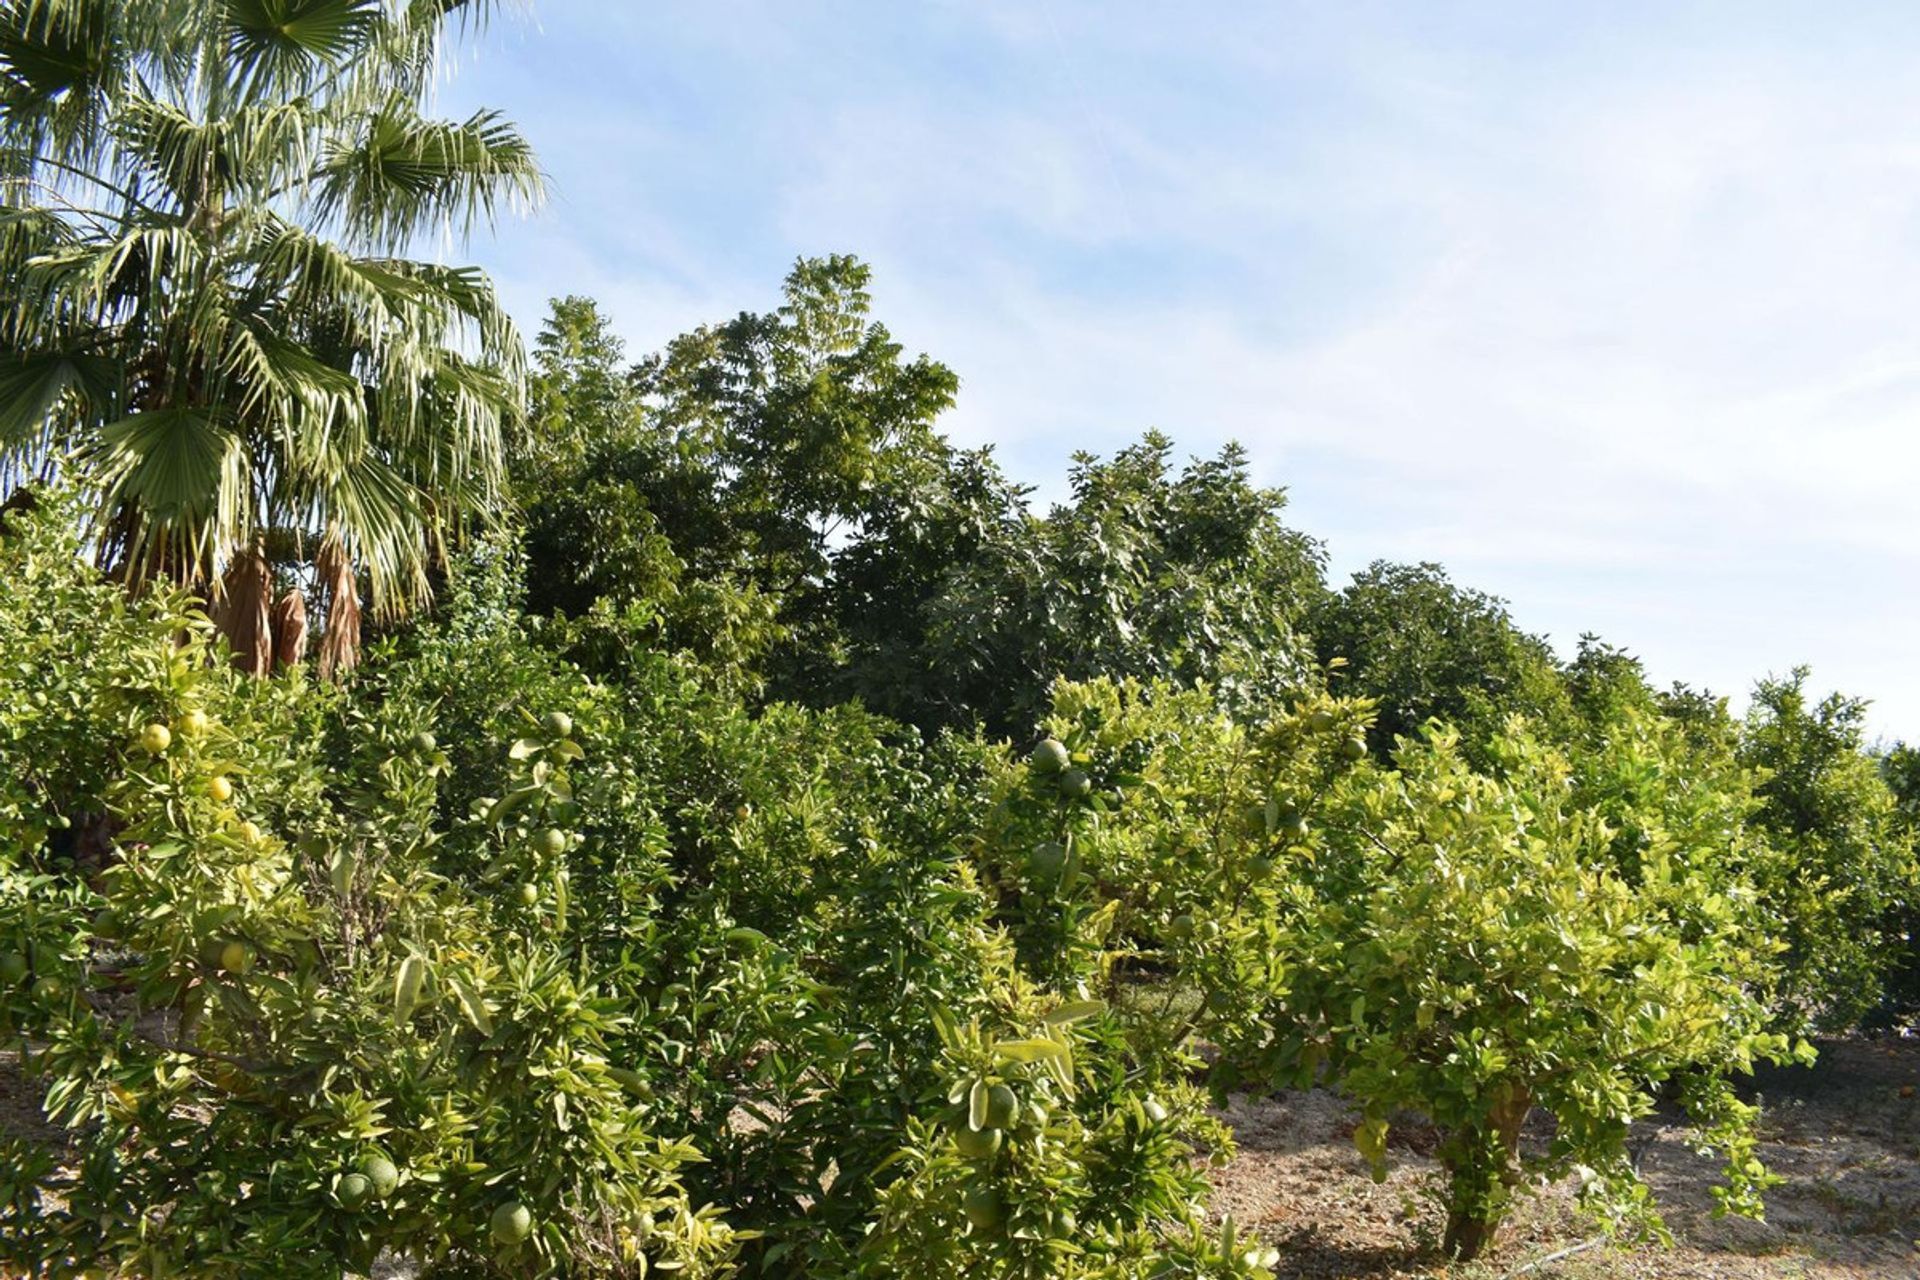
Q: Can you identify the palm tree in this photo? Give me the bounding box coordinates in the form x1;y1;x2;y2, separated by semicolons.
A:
0;0;542;675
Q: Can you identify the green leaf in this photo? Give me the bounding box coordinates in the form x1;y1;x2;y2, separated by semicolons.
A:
446;969;493;1036
967;1077;989;1131
392;954;426;1025
1042;1000;1106;1026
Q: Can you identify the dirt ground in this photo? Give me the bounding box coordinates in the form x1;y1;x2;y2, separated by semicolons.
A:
5;1038;1916;1277
1209;1036;1920;1279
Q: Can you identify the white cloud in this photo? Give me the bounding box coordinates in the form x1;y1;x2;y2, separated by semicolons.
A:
450;1;1920;736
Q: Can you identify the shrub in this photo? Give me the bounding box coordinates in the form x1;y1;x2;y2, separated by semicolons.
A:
1240;721;1808;1260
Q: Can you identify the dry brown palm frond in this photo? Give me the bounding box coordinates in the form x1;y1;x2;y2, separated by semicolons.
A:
220;544;274;677
271;587;309;671
316;533;361;682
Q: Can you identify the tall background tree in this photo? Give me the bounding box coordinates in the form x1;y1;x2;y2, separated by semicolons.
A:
0;0;541;675
1310;561;1571;760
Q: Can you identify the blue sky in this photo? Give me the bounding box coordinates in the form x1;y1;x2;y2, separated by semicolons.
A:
438;2;1920;739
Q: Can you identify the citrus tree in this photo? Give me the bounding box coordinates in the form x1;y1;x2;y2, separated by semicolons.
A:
1239;719;1809;1260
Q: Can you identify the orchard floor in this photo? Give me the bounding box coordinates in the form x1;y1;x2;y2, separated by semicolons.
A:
3;1038;1917;1277
1209;1036;1920;1279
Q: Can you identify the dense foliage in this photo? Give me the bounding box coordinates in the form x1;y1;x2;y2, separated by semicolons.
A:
0;0;540;673
0;16;1913;1271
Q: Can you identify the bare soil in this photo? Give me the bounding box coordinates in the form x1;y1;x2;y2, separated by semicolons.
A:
1209;1036;1920;1279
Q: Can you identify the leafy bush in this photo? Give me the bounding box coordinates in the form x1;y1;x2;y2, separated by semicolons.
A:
1241;720;1808;1260
1739;670;1917;1030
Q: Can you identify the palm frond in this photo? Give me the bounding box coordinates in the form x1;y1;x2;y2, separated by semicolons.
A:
222;0;382;101
313;100;542;250
90;405;251;580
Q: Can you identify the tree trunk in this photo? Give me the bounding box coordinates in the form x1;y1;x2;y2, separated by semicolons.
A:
1440;1082;1534;1262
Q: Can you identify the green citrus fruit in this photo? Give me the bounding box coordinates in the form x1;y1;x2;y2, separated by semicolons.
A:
517;882;539;906
543;711;574;740
984;1083;1020;1129
91;910;123;941
1050;1207;1077;1237
139;723;171;755
953;1125;1003;1160
335;1172;374;1212
1169;914;1195;941
413;731;438;753
1030;738;1070;773
962;1184;1004;1230
1248;856;1275;875
237;820;263;845
1142;1097;1169;1124
357;1155;399;1199
1206;989;1233;1014
1281;814;1309;840
1338;736;1368;762
1059;768;1092;799
0;953;28;985
491;1200;533;1245
208;775;233;804
32;976;61;1002
535;828;568;858
219;941;252;975
178;709;210;739
1307;709;1336;733
1028;841;1067;879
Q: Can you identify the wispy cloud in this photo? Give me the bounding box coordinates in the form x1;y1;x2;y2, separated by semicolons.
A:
444;1;1920;737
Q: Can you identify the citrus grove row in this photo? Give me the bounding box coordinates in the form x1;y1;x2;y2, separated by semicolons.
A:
1;3;1916;1278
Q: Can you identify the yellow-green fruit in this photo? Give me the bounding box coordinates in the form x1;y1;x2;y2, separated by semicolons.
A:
335;1172;374;1212
491;1200;533;1245
1050;1207;1077;1237
1030;737;1070;773
413;730;437;753
516;882;539;906
91;910;123;941
1307;709;1336;733
358;1155;399;1199
984;1083;1020;1129
1142;1097;1169;1124
0;952;27;984
238;820;263;845
1338;736;1368;762
219;941;252;975
1028;841;1067;879
535;828;568;858
953;1125;1003;1160
1169;914;1195;941
962;1185;1004;1230
543;711;573;739
178;709;210;738
32;976;62;1001
139;723;171;755
1059;768;1092;799
208;775;234;804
